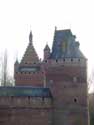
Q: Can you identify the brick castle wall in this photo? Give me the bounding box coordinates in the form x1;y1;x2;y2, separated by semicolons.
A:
13;58;89;125
15;71;44;86
44;59;89;125
0;96;53;125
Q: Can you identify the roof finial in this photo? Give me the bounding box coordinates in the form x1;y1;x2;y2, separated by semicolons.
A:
29;31;33;43
53;26;57;42
55;26;57;31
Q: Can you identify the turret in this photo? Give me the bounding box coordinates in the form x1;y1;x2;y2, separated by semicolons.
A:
44;44;50;60
14;59;19;83
46;29;89;125
20;31;39;65
14;59;19;72
15;31;43;86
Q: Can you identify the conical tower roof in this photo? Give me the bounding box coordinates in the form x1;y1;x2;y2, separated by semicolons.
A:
44;44;50;51
21;31;39;65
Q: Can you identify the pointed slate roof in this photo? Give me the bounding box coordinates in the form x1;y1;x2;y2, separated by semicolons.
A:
50;29;85;59
44;44;50;51
21;31;39;64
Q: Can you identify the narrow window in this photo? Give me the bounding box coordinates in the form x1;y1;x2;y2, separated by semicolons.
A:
71;58;73;61
28;96;30;104
74;98;77;103
42;97;44;102
78;59;80;62
45;60;47;63
73;77;77;83
56;59;58;63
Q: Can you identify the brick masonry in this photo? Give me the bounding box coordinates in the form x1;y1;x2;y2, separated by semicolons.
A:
0;29;89;125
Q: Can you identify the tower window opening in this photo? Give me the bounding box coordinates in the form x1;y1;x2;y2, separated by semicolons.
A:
71;58;73;61
11;96;14;100
45;60;47;63
73;77;77;83
74;98;77;103
49;80;53;84
78;59;80;62
63;59;65;61
28;96;30;100
56;59;58;63
42;97;44;102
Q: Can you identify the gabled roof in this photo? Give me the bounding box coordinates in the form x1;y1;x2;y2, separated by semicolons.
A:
21;31;39;65
50;29;85;59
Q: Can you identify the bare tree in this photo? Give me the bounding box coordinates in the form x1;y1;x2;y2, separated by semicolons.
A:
1;50;7;86
0;50;14;86
88;71;94;93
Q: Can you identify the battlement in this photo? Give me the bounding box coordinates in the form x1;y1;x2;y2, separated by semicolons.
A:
43;58;87;67
0;96;52;108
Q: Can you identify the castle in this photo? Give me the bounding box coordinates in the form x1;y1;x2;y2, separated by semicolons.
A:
0;28;89;125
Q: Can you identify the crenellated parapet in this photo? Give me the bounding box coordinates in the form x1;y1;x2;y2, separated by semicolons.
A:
0;87;53;108
0;96;52;108
43;58;87;67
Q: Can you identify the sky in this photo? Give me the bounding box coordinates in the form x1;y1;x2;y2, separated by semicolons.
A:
0;0;94;80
